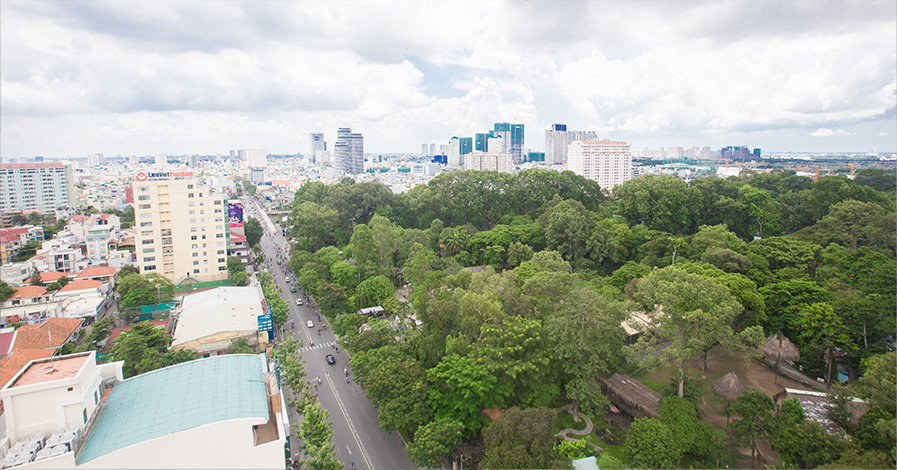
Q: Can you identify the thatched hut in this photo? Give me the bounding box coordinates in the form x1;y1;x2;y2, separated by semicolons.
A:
597;373;661;419
712;372;746;403
764;333;800;384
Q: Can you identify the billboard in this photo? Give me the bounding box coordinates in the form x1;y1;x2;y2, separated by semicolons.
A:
228;202;244;227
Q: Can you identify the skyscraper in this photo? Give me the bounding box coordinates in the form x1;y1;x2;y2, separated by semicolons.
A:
310;133;326;161
155;153;167;167
493;122;525;164
335;127;364;174
545;124;598;165
421;144;429;156
242;149;267;168
567;140;632;192
0;162;77;212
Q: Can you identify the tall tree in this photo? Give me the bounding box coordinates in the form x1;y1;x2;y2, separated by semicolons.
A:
797;303;849;388
405;418;465;468
626;417;682;469
730;391;776;470
0;280;17;302
625;266;746;397
427;354;500;434
296;401;341;470
481;407;565;470
243;217;263;247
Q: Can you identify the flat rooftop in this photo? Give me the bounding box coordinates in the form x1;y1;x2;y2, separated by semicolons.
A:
9;353;90;388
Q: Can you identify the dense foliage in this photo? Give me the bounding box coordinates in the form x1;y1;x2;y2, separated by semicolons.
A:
278;169;895;469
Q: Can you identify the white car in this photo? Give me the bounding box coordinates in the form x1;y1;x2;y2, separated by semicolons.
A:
296;299;303;306
306;320;314;328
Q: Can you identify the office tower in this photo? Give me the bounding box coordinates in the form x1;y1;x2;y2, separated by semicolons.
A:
460;137;473;155
447;137;469;167
544;124;598;165
87;153;105;167
474;133;489;152
429;144;436;156
493;122;524;164
229;150;236;160
335;127;364;174
463;152;514;173
242;149;267;168
567;140;632;192
155;153;167;167
130;155;139;166
421;144;429;156
187;154;199;168
0;162;78;212
132;177;229;283
310;133;326;161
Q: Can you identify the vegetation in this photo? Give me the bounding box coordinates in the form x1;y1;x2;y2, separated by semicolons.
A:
108;321;198;378
270;169;894;468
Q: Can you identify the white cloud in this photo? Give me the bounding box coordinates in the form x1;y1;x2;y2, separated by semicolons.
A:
811;128;852;137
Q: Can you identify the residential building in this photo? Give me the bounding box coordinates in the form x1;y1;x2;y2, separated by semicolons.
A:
171;286;269;356
132;176;229;283
567;140;633;192
0;317;83;355
492;122;525;164
241;149;267;169
154;154;167;167
85;225;113;262
53;280;112;321
335;127;364;174
0;262;36;287
0;163;78;212
463;152;514;173
228;231;249;263
544;124;598;165
86;154;105;168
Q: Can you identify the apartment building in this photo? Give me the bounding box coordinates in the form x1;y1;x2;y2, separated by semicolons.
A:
132;174;229;283
567;140;633;192
0;163;78;213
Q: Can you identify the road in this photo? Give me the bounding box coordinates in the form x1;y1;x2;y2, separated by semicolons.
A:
243;198;417;470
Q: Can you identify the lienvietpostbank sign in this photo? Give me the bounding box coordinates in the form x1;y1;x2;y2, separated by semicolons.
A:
136;171;194;181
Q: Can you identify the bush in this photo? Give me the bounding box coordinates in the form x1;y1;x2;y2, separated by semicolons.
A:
598;452;623;469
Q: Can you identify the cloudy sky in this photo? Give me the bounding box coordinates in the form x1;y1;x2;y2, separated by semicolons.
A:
1;0;895;159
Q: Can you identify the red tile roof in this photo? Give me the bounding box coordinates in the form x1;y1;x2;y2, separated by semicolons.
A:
57;280;103;293
0;228;29;237
0;348;54;388
12;285;47;299
40;272;69;283
13;318;84;351
0;330;15;356
229;232;247;243
76;266;117;278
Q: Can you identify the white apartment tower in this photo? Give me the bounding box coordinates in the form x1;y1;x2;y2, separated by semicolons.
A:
544;124;599;165
335;128;364;174
463;152;514;173
567;140;633;191
133;176;229;283
154;154;167;167
309;133;326;163
242;149;267;169
0;162;78;212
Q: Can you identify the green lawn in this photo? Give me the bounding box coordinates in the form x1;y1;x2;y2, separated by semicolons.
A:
554;410;588;433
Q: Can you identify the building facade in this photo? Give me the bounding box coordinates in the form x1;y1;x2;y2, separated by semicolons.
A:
309;133;326;161
0;163;77;213
335;127;364;174
544;124;599;165
567;140;633;192
492;122;525;164
132;176;229;283
463;152;514;173
241;149;267;169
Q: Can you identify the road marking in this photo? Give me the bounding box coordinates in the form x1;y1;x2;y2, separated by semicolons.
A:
347;446;352;454
324;371;372;469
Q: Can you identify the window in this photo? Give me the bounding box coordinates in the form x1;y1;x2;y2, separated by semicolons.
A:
202;235;206;240
193;261;199;265
218;258;226;263
139;221;152;227
191;235;197;240
142;248;154;253
94;391;98;404
144;257;155;262
189;202;195;207
190;227;197;233
138;204;151;209
219;266;227;271
140;213;151;219
83;409;88;424
189;219;196;224
214;200;222;205
193;252;198;257
193;269;200;274
140;230;153;236
187;184;193;189
189;210;196;215
191;244;198;249
217;250;225;254
138;186;149;192
144;265;156;271
141;239;154;245
188;193;194;198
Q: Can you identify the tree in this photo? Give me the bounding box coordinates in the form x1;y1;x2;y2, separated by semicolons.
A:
857;351;896;416
355;275;394;310
800;200;896;256
243;217;263;247
537;198;592;269
772;420;845;469
405;418;465;468
332;312;365;338
296;401;341;470
82;317;115;350
798;303;849;388
45;276;71;291
230;271;248;286
117;273;174;310
317;283;350;319
625;267;745;397
854;168;897;192
108;321;175;378
225;338;258;354
759;279;829;341
614;174;699;234
730;391;776;470
0;280;15;303
481;407;565;470
226;256;245;275
329;261;359;294
289;201;339;252
659;397;700;459
12;241;39;262
427;354;500;435
625;417;681;469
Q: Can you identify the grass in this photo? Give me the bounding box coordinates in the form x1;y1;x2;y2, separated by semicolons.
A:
554;410;587;433
640;379;665;394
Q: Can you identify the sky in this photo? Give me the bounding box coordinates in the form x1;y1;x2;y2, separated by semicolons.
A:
1;0;895;159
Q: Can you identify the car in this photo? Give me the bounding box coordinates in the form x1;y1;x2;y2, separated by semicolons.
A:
290;286;296;293
306;320;314;328
276;259;281;265
325;354;336;365
296;299;303;306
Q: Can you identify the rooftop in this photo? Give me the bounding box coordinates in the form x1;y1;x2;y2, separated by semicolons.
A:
76;266;117;278
171;286;263;348
0;348;54;388
12;285;47;299
40;271;69;283
57;279;103;293
13;317;84;351
8;352;90;388
76;354;269;465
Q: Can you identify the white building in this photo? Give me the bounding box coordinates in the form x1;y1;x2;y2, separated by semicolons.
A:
171;286;269;356
567;140;633;192
0;163;78;213
132;175;229;283
309;133;326;160
154;154;167;167
544;124;598;165
241;149;267;169
463;152;514;173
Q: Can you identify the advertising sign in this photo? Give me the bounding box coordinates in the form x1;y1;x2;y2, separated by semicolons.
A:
257;313;273;332
228;202;244;228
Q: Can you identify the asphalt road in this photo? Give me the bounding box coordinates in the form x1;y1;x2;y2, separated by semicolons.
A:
244;198;417;470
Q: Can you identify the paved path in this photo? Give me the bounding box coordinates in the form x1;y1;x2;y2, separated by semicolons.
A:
555;403;603;453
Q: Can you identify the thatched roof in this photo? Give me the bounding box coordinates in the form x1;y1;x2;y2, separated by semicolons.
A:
597;373;661;419
712;372;746;402
763;333;800;363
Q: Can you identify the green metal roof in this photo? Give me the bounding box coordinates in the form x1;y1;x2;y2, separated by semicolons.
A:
77;354;269;465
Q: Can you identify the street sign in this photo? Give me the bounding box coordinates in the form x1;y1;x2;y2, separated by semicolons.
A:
257;313;273;332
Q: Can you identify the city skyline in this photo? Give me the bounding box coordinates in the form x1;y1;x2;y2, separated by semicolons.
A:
1;0;895;159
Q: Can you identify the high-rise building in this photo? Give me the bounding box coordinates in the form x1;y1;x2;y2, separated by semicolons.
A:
242;149;267;169
429;144;436;156
130;155;139;166
0;162;77;212
310;133;326;162
132;176;229;283
567;140;632;192
421;144;429;156
474;133;490;152
463;152;514;173
155;154;167;167
493;122;525;164
460;137;473;156
335;128;364;174
544;124;598;165
87;153;105;167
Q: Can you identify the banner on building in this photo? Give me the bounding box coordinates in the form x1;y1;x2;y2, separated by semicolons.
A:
228;202;244;227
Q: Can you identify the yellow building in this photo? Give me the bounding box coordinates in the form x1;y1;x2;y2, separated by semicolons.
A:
132;174;229;283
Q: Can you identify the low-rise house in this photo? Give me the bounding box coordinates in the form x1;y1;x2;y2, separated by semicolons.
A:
228;231;250;263
171;286;269;357
0;262;37;287
53;281;112;322
73;267;116;287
